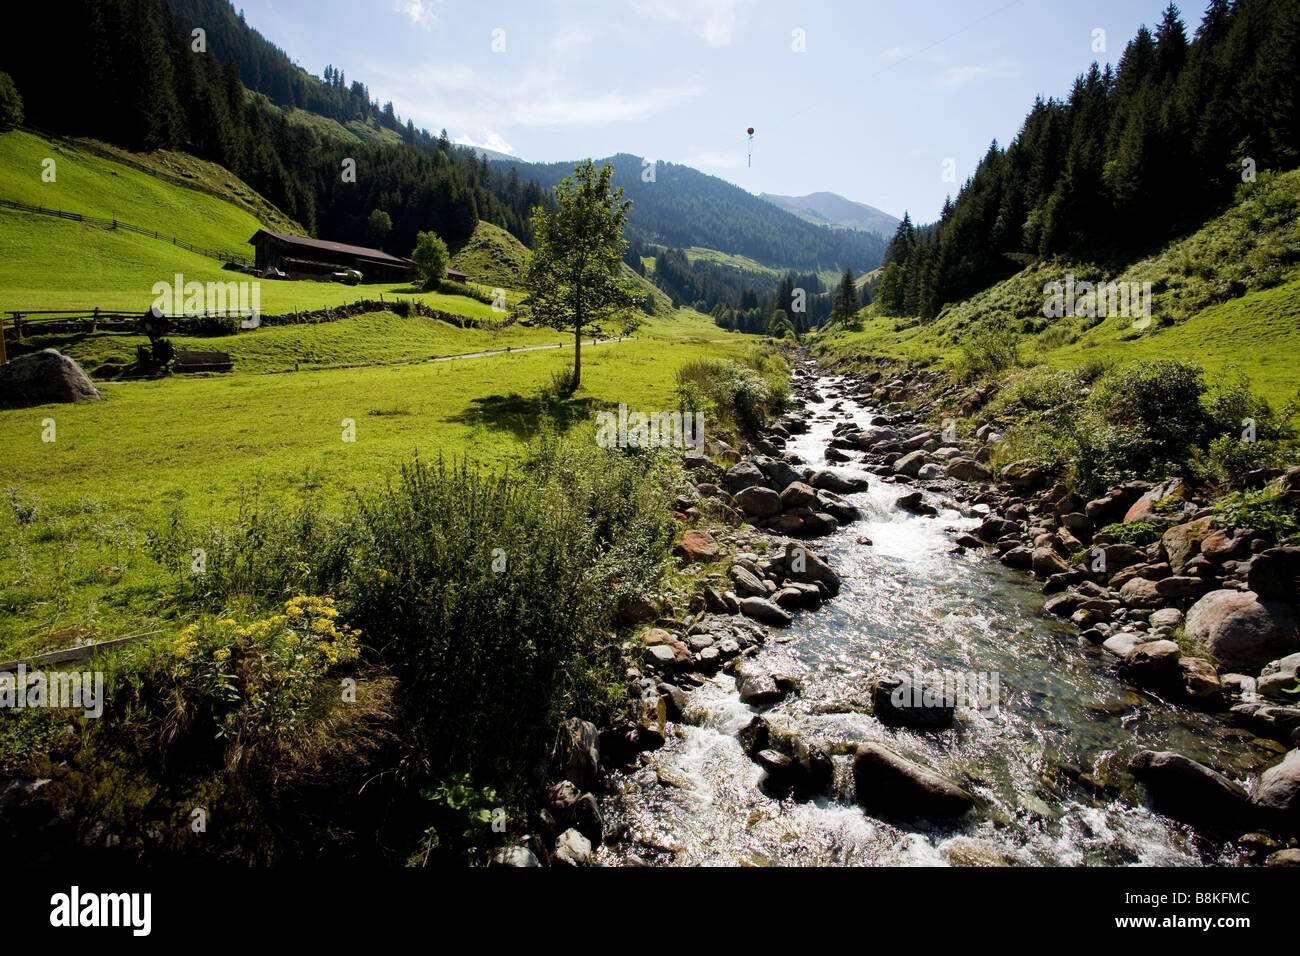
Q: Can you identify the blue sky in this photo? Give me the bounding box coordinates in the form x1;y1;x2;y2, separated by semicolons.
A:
233;0;1193;224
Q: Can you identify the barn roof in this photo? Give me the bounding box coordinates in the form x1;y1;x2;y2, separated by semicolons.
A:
249;229;413;266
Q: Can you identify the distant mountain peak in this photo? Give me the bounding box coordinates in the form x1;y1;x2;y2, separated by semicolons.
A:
759;192;899;237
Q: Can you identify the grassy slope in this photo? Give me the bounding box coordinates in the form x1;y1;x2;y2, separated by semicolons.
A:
815;169;1300;414
0;131;299;255
449;219;530;289
66;137;305;235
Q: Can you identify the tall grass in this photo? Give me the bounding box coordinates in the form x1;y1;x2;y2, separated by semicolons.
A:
675;347;790;437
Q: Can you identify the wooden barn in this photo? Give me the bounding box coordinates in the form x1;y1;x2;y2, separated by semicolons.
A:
248;229;416;283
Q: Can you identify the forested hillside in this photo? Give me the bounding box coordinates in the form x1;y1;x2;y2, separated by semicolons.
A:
493;154;887;275
877;0;1300;319
0;0;549;254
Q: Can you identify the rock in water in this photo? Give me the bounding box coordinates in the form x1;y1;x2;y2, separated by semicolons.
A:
739;596;793;628
553;828;592;866
490;846;541;867
871;674;956;729
0;349;101;405
1251;749;1300;832
1127;750;1248;824
852;743;973;819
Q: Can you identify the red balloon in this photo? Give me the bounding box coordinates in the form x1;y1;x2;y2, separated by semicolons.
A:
747;128;754;135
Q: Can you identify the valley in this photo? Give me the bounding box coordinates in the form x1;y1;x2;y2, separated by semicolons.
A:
0;0;1295;894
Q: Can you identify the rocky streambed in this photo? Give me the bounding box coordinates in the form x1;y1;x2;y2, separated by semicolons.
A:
546;358;1289;868
502;359;1300;867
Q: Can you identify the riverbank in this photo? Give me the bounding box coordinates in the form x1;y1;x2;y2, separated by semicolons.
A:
567;357;1298;867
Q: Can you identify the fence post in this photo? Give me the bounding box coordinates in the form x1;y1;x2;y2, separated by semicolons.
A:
92;307;99;331
0;315;7;365
13;313;22;343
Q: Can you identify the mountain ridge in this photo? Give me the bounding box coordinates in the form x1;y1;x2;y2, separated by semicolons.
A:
760;191;899;236
489;152;886;276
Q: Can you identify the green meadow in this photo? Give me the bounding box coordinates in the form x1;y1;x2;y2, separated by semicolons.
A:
0;310;752;656
0;126;757;657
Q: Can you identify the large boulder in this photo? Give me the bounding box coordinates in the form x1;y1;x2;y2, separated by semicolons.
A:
553;828;592;866
809;470;869;494
946;457;992;481
1031;547;1070;578
734;485;784;518
0;349;101;405
736;670;787;706
490;846;541;867
759;458;805;490
1085;482;1150;526
1185;590;1300;673
1128;750;1249;824
1123;478;1184;522
729;565;767;598
893;450;930;477
780;542;842;596
1251;749;1300;832
978;516;1020;543
1161;518;1213;575
724;461;766;493
871;674;956;729
1118;577;1162;608
557;718;600;792
739;596;793;628
779;481;819;510
1247;547;1300;602
1116;639;1182;689
643;628;692;665
852;744;973;819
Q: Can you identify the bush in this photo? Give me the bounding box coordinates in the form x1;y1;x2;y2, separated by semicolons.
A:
1090;359;1210;471
955;323;1020;380
675;353;788;438
1213;486;1299;539
546;364;578;397
1193;434;1293;490
335;437;678;789
990;366;1088;416
162;597;361;753
1097;521;1165;545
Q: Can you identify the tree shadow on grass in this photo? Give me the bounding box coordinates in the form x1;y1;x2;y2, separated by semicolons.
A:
448;391;601;443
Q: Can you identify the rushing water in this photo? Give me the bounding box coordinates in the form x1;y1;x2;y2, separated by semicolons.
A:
599;374;1284;867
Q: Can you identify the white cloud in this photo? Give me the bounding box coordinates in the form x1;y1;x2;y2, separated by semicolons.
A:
394;0;440;30
360;59;701;134
930;60;1016;90
631;0;753;47
455;132;515;156
878;46;914;63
